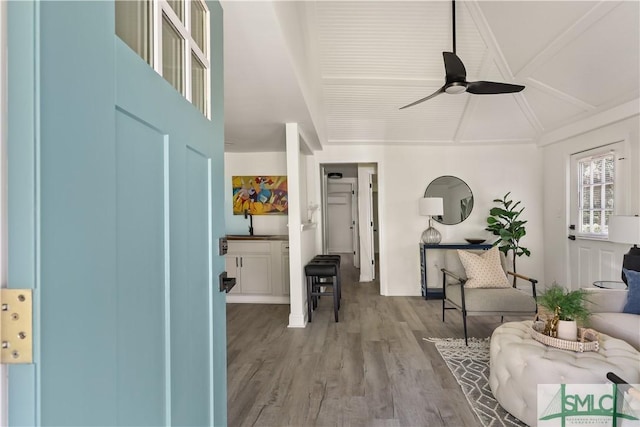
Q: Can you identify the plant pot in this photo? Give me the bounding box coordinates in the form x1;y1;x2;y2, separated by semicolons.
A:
556;320;578;341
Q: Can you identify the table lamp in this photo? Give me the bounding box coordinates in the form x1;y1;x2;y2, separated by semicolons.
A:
608;215;640;284
419;197;444;244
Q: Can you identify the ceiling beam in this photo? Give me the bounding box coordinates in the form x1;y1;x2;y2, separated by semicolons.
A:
322;77;444;87
538;98;639;146
325;138;536;146
525;78;596;112
464;0;543;135
515;1;622;79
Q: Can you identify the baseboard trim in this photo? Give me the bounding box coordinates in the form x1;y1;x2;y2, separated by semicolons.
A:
288;312;307;328
226;295;290;304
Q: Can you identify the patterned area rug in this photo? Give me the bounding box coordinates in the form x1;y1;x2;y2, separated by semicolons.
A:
424;337;528;427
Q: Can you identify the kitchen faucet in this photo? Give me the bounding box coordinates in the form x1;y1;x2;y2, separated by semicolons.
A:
244;209;254;236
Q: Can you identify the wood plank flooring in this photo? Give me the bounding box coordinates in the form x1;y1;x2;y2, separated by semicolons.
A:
227;256;519;427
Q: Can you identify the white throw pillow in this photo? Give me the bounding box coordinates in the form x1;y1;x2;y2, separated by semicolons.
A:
457;247;510;288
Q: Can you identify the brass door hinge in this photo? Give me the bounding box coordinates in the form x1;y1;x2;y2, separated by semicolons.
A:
1;289;33;364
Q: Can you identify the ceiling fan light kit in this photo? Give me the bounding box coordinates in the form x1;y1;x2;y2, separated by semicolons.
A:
400;0;524;110
445;82;467;94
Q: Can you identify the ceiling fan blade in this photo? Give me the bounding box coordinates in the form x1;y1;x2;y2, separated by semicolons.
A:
466;81;525;95
443;52;466;83
399;86;446;109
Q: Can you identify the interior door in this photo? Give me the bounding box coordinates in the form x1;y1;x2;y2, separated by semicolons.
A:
568;141;629;289
351;185;360;268
6;2;226;425
368;173;376;280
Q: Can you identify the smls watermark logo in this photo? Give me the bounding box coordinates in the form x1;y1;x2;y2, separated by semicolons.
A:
538;384;640;427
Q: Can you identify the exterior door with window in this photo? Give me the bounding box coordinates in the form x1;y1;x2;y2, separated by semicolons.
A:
7;1;226;425
568;142;630;289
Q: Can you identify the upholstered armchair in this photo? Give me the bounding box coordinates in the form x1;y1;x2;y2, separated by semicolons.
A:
441;248;538;345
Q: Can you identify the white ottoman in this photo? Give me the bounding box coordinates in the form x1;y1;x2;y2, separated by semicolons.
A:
489;321;640;427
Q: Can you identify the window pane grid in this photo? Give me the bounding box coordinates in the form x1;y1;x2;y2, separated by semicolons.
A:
191;0;207;54
167;0;184;22
578;153;615;236
117;0;211;119
162;13;185;94
115;0;153;65
191;52;207;115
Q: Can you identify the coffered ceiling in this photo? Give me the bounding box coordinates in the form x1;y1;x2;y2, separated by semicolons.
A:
222;1;640;152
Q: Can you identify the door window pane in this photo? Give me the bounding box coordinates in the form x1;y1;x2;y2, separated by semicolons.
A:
581;163;591;185
115;0;153;65
593;158;603;183
191;0;207;53
192;53;206;115
167;0;184;22
116;0;210;118
593;185;602;209
581;211;590;233
605;184;614;209
577;153;615;237
581;187;590;209
162;14;184;94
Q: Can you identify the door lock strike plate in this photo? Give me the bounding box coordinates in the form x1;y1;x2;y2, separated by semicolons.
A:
1;289;33;364
219;272;236;293
219;237;228;255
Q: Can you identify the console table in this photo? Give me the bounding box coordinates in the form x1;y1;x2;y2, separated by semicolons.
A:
420;242;493;299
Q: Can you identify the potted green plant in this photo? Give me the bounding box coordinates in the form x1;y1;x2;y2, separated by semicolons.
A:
485;192;530;285
537;284;590;341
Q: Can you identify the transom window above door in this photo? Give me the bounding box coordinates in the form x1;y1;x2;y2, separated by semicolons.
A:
115;0;211;118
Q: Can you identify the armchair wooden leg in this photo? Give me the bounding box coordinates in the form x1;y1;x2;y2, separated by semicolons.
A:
442;299;445;322
501;316;504;323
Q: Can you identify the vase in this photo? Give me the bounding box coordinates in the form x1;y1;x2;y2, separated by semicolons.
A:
556;320;578;341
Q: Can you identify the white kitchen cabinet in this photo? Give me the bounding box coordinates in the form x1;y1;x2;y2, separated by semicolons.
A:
282;242;290;296
235;254;272;294
225;238;290;303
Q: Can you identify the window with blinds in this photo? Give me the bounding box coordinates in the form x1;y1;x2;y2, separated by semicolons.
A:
577;153;615;236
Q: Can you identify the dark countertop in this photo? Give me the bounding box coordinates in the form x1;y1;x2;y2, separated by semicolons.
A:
226;234;289;241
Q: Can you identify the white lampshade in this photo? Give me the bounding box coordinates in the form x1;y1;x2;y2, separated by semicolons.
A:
608;215;640;245
419;197;444;217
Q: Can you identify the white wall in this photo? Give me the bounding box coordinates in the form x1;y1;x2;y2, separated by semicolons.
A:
541;114;640;287
311;143;544;296
224;152;289;235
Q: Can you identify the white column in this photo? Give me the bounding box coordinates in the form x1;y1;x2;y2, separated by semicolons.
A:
286;123;306;327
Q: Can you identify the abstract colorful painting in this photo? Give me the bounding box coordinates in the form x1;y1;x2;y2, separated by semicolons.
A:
232;176;288;215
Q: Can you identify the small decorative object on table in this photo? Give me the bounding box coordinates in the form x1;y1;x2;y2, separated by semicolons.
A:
464;238;486;244
536;283;590;341
592;280;627;289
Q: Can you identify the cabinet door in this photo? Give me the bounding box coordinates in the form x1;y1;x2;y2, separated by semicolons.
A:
225;256;241;294
239;255;272;294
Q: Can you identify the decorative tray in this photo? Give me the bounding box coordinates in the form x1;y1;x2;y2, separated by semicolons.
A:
530;322;600;352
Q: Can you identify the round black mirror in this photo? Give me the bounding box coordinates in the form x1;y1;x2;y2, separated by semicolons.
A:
424;176;473;225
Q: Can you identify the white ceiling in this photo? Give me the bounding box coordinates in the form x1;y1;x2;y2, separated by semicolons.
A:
222;1;640;152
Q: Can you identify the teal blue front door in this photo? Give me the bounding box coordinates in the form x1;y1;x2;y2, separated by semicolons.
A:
7;1;226;425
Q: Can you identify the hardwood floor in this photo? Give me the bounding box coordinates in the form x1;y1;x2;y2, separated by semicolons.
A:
227;256;514;427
